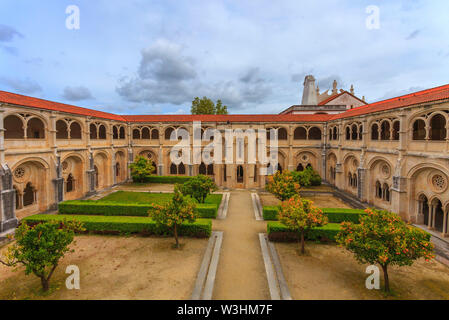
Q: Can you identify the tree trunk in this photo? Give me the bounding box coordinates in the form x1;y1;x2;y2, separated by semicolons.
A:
300;229;305;254
174;224;179;248
381;264;390;293
41;277;49;292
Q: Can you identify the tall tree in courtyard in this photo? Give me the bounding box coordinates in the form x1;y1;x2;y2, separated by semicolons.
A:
181;174;218;203
266;170;301;201
278;196;328;254
0;220;84;292
336;208;434;293
191;97;228;115
149;185;197;248
129;156;155;183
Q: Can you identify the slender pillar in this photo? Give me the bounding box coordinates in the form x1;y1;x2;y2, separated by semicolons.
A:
0;164;18;232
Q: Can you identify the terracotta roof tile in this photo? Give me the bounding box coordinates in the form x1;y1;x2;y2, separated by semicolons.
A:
0;90;126;121
331;84;449;120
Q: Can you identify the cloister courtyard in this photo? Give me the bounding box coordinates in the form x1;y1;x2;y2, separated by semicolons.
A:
1;183;449;300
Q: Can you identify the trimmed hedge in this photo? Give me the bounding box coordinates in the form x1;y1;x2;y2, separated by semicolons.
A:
267;221;341;242
59;201;219;219
262;206;366;223
22;214;212;238
146;176;193;184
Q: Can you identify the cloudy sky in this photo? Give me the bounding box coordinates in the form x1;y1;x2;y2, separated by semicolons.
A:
0;0;448;115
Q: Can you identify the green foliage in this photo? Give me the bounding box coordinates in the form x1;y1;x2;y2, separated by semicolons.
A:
23;215;211;238
129;156;155;183
148;185;198;247
191;97;229;115
145;176;193;184
0;220;84;292
336;208;435;292
181;175;218;203
291;167;322;187
278;196;328;253
262;206;366;223
265;170;301;201
267;221;341;242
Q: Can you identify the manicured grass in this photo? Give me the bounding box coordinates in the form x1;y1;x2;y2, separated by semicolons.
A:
23;214;212;238
100;191;222;206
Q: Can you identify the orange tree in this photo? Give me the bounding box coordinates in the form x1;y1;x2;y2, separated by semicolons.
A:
278;196;328;254
148;184;197;248
266;170;301;201
336;208;434;293
129;156;155;183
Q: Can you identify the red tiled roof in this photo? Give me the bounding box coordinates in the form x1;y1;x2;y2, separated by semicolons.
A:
122;114;332;123
318;90;367;106
0;90;126;121
331;83;449;120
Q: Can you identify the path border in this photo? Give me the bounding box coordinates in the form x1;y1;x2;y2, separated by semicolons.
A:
191;231;223;300
251;193;263;221
258;233;292;300
217;192;230;220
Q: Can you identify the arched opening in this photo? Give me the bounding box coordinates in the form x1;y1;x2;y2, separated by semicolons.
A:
412;119;426;140
308;127;322;140
207;164;214;176
119;127;125;139
353;173;358;188
254;165;257;182
434;199;444;232
419;195;429;225
151;129;159;140
333;127;338;140
199;162;207;175
348;172;353;187
142;127;150;139
346;127;351;140
237;165;244;183
23;182;36;207
371;123;379;140
113;126;119;139
297;163;304;172
56;120;68;139
306;163;312;170
165;127;175;140
351;124;358;140
26;118;45;139
133;129;140;139
392;121;400;140
178;162;186;175
293;127;307;140
151;161;157;174
4;115;24;139
358;125;363;140
383;183;390;202
430;114;446;140
278;128;288;140
380;121;390;140
70;122;82;139
13;186;21;210
94;166;99;188
98;125;106;139
116;162;120;177
66;174;74;193
329;128;333;140
90;124;97;140
375;181;382;198
170;163;177;174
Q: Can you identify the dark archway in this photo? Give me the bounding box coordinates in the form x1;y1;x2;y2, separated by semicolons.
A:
308;127;322;140
23;182;35;207
237;165;244;183
27;118;45;139
413;119;426;140
56;120;68;139
430;114;446;140
4;115;24;139
70;122;82;139
294;127;307;140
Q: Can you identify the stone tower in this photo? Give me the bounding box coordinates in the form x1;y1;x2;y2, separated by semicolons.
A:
301;75;318;105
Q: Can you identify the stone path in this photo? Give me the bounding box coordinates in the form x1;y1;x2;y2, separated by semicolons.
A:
212;190;270;300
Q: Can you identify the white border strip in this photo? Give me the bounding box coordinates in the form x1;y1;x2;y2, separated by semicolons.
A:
217;192;230;219
258;233;281;300
251;193;263;221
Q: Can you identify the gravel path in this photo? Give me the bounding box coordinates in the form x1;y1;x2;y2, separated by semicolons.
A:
212;190;269;300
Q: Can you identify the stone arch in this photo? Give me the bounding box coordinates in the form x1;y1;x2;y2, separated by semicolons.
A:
430;113;447;140
412;118;426;140
293;126;307;140
142;127;151;139
70;121;82;139
90;123;98;139
115;150;127;183
308;126;322;140
26;117;45;139
295;150;318;174
61;153;85;200
56;120;69;139
4;114;25;139
93;151;110;189
98;124;107;139
119;126;126;139
371;122;379;140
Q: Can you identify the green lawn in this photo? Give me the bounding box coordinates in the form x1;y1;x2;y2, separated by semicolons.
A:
100;191;223;206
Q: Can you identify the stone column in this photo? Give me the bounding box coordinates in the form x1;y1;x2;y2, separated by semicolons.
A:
86;152;96;195
52;155;64;208
0;164;18;233
357;167;366;200
158;146;163;176
428;204;434;229
442;209;448;236
111;150;116;185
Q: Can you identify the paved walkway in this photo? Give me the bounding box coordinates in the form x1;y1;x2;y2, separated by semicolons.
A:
212;190;269;300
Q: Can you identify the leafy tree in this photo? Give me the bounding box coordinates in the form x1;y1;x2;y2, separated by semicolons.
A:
278;196;328;254
191;97;228;115
291;167;322;187
266;170;301;201
181;174;218;203
129;156;155;183
149;185;197;248
0;220;84;292
336;208;434;293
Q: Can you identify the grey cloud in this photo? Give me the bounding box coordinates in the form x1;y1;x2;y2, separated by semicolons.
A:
406;29;420;40
0;77;42;94
0;24;23;42
316;75;345;90
0;45;18;56
117;40;273;110
378;86;425;101
62;86;94;101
